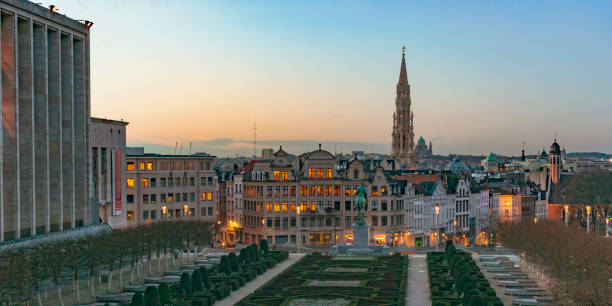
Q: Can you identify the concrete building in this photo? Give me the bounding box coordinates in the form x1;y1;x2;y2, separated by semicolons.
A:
90;117;128;229
0;1;91;242
124;148;217;227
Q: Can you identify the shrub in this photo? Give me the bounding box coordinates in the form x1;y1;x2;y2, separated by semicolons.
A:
219;255;231;274
192;269;203;292
199;267;211;289
229;252;240;272
468;294;485;306
239;248;249;264
130;292;145;306
144;286;160;306
250;244;259;261
158;283;171;305
180;272;192;295
260;239;269;257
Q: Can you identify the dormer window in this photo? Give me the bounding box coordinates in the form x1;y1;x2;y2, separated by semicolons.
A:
353;169;359;179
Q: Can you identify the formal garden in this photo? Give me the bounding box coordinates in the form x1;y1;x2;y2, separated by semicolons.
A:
427;242;503;306
0;221;288;306
237;253;408;306
498;220;612;305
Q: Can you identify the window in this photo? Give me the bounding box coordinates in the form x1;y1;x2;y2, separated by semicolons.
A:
207;192;213;201
147;162;153;171
317;168;324;178
290;186;296;196
161;194;166;203
175;178;181;186
372;216;378;226
371;186;378;196
139;162;145;170
300;202;308;212
353;169;359;179
345;216;351;227
142;178;148;188
274;203;280;212
308;168;315;178
151;194;157;204
273;170;280;181
190;193;195;202
208;207;213;216
183;193;188;202
345;187;351;196
282;171;288;180
309;202;316;212
381;200;388;211
334;186;341;196
283;218;288;228
266;203;272;212
201;207;206;216
326;168;332;178
345;201;351;211
381;216;388;226
372;200;378;211
143;210;149;220
150;210;157;220
200;177;206;186
381;187;387;196
127;195;134;203
275;186;281;196
325;186;332;196
150;178;156;188
267;186;273;196
290;202;296;211
127;211;134;220
282;186;288;196
290;217;296;227
309;186;315;196
334;201;340;211
127;162;135;171
317;186;323;196
143;194;149;204
126;178;135;188
168;178;173;187
301;186;307;196
190;177;195;186
161;178;166;187
168;193;174;203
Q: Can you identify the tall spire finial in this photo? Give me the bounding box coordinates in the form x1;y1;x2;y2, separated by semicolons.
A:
402;46;406;56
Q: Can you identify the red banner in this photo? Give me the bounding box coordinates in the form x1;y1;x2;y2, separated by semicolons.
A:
114;149;122;215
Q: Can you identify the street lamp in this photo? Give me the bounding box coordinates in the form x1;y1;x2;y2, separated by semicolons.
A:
435;205;440;251
606;218;610;237
297;206;301;254
533;217;537;224
586;205;591;233
564;205;569;227
453;220;458;244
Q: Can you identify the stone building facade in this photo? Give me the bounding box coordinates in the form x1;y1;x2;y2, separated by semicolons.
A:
0;1;91;242
124;148;217;227
90;117;128;229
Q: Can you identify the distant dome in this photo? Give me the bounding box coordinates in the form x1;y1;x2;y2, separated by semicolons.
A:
550;141;561;155
486;153;497;162
445;158;470;172
418;136;426;145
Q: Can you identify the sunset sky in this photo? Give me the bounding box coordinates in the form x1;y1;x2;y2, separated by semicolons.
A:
55;0;611;156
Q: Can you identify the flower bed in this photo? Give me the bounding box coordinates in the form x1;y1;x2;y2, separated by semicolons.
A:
427;242;502;306
237;253;408;306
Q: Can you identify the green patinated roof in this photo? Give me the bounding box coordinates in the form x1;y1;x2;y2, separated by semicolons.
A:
418;136;426;145
486;153;497;162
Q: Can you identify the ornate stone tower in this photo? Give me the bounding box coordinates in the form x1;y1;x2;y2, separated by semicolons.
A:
391;47;416;169
549;138;562;184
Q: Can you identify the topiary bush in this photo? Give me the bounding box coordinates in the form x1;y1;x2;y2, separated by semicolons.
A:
468;294;485;306
219;255;231;274
229;252;240;272
199;267;211;289
158;283;171;305
180;272;192;295
144;286;160;306
260;239;269;257
192;269;203;292
130;292;145;306
239;247;249;265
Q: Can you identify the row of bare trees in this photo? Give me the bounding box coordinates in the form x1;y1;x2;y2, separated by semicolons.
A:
498;221;611;305
0;221;212;306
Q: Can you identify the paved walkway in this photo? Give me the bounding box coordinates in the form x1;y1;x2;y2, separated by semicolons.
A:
406;254;431;306
214;253;304;306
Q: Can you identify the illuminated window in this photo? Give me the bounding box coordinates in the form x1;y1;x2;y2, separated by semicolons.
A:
317;168;324;178
274;171;280;181
142;178;149;188
301;186;307;196
381;187;387;196
282;171;288;181
126;178;135;188
353;187;358;195
147;162;153;171
168;193;174;202
309;186;315;196
127;162;135;171
266;203;273;212
282;202;288;212
290;186;296;196
300;201;308;212
317;186;323;196
371;186;378;196
326;168;332;178
345;187;351;196
127;211;134;220
309;202;316;212
274;203;281;212
325;186;332;196
308;168;316;178
207;192;213;201
290;202;296;211
200;192;206;201
282;186;288;196
334;186;341;196
139;162;145;170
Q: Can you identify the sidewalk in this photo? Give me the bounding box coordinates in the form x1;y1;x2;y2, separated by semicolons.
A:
214;253;304;306
406;254;431;306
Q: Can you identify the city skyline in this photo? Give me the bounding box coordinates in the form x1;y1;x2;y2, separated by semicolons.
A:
54;0;611;155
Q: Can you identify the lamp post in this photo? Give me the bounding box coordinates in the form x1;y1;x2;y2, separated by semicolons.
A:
435;205;440;251
453;220;457;244
564;205;569;227
586;205;591;233
606;218;610;237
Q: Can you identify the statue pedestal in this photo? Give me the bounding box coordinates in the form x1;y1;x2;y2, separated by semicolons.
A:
352;222;370;249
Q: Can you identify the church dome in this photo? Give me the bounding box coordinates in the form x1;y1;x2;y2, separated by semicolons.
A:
418;136;426;145
486;153;497;162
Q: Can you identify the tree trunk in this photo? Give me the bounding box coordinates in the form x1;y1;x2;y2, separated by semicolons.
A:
107;269;113;293
90;276;96;299
74;276;80;303
56;284;64;306
36;291;43;306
